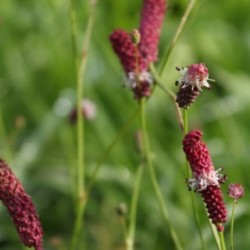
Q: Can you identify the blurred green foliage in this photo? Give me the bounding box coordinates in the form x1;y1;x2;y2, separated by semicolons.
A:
1;0;250;249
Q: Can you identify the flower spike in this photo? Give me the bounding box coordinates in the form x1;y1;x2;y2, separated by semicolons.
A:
0;159;43;250
183;130;227;231
175;63;211;109
109;0;166;99
139;0;166;64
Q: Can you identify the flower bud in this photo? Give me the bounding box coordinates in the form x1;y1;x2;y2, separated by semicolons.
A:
228;183;244;201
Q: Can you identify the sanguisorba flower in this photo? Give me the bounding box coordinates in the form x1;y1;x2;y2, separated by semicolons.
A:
109;0;166;99
139;0;166;64
228;183;244;201
183;130;227;231
175;63;211;109
0;159;43;250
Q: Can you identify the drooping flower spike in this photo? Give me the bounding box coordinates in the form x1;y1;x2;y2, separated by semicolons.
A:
0;159;43;250
183;130;227;231
110;0;166;99
175;63;212;109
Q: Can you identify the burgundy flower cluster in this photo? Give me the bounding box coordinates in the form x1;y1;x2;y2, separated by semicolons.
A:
0;160;43;250
175;63;211;108
183;130;227;231
110;0;166;99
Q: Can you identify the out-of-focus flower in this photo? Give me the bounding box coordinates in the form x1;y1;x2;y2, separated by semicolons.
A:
69;99;96;124
228;183;244;201
139;0;166;64
183;130;227;231
175;63;211;109
0;159;43;250
110;0;166;99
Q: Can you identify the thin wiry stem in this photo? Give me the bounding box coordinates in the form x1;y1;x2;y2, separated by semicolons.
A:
140;98;183;250
230;201;236;250
150;65;184;131
159;0;198;76
69;0;97;249
86;106;140;192
126;163;144;250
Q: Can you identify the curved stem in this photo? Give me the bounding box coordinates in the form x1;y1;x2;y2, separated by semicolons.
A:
230;201;236;250
86;107;140;192
150;65;184;132
140;98;183;250
159;0;198;76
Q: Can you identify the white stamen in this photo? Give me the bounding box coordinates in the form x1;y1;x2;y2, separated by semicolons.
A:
125;71;153;89
187;168;225;192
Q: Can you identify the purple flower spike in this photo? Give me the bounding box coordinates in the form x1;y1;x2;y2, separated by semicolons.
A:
0;160;43;250
109;0;166;99
183;130;227;232
110;29;147;74
139;0;166;64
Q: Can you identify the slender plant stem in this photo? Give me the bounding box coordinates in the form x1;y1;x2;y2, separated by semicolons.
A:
126;164;144;250
140;98;183;250
120;217;128;245
218;231;226;250
87;106;140;192
159;0;198;76
69;0;97;249
230;201;236;250
150;65;184;131
183;109;206;250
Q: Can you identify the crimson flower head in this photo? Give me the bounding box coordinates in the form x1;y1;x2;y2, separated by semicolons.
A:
175;63;211;109
0;159;43;250
110;0;166;99
183;130;227;231
228;183;244;201
139;0;166;64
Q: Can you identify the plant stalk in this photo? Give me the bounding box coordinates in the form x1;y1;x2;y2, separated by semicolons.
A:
140;98;183;250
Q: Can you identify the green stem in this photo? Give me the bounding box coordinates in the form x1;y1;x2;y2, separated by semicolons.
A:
159;0;198;76
183;109;206;250
230;201;236;250
140;98;183;250
218;231;226;250
150;65;184;132
86;107;140;192
69;0;96;249
126;164;144;250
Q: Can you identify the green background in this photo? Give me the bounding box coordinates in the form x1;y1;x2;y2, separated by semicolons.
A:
0;0;250;249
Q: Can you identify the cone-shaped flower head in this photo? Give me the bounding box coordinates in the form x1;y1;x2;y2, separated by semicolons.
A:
139;0;166;64
0;160;43;249
175;63;211;109
110;29;153;99
183;130;227;231
228;183;244;201
109;0;166;99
